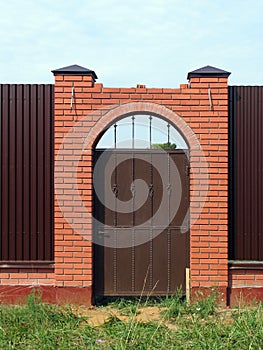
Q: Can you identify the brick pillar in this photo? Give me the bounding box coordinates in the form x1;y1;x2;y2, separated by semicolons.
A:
187;66;231;303
52;64;98;304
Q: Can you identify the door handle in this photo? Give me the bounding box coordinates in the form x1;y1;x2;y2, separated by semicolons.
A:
97;231;110;238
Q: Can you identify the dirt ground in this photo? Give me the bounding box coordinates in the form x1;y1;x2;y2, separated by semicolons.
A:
70;304;234;330
71;305;166;327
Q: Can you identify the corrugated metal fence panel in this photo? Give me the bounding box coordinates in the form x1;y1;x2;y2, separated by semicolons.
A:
0;84;54;264
229;86;263;260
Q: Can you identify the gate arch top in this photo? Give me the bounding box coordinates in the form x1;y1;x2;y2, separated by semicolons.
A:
85;102;199;151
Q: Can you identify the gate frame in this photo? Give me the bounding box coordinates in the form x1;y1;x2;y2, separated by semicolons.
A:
53;66;230;303
74;83;229;303
0;64;231;305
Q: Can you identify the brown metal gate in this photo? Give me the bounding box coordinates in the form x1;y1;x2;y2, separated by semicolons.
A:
93;149;189;297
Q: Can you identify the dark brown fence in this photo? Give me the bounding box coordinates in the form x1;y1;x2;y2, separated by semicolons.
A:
0;84;54;267
229;86;263;260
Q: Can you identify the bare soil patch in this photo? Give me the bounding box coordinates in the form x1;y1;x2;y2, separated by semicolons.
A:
71;305;164;326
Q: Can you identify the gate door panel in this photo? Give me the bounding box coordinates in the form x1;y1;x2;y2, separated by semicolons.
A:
93;149;189;296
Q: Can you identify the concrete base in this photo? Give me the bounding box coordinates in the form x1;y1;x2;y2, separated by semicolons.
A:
1;285;262;307
0;286;92;305
228;287;263;307
191;287;228;306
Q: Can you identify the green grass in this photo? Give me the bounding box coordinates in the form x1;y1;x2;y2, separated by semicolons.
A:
100;297;142;316
0;290;262;349
157;288;219;320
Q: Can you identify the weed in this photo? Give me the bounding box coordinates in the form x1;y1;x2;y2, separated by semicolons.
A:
0;291;101;349
107;297;141;316
159;288;188;320
0;290;262;349
188;290;218;318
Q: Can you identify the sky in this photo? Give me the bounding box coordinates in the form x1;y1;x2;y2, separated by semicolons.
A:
97;114;188;148
0;0;262;87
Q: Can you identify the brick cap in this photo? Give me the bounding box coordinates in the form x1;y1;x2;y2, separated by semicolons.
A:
187;65;231;79
51;64;98;80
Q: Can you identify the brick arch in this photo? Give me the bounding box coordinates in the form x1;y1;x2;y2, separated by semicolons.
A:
85;102;199;151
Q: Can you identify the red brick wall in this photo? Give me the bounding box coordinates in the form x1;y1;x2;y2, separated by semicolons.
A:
0;67;231;305
230;270;263;287
53;71;229;302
